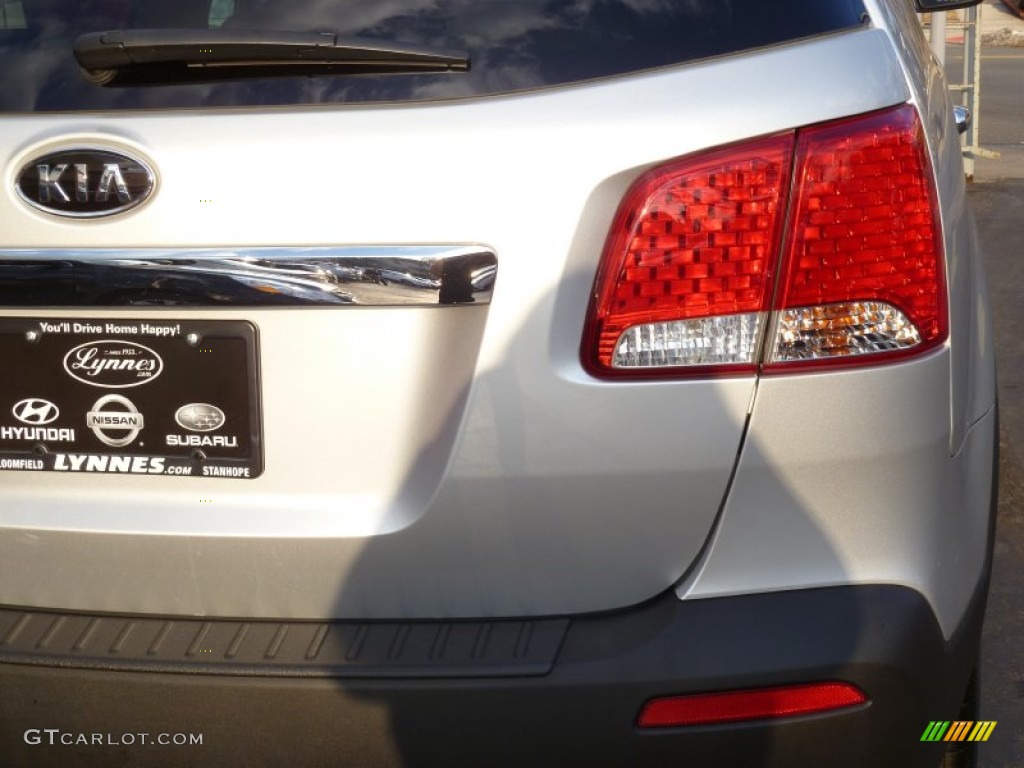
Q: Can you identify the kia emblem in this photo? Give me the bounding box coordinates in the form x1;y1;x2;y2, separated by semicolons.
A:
15;148;155;218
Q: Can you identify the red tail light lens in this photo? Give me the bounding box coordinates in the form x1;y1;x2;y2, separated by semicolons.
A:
583;136;794;376
769;105;947;368
584;105;946;377
637;682;868;728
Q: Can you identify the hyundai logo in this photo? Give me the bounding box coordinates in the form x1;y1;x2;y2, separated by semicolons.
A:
12;398;60;426
174;403;226;433
15;148;155;218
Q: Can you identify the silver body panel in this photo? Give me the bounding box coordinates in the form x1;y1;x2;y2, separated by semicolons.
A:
684;0;997;640
681;355;995;640
0;9;996;632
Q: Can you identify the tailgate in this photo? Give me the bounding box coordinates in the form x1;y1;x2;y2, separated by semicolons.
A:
0;29;908;619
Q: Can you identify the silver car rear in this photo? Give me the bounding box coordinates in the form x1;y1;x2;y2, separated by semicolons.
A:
0;1;996;766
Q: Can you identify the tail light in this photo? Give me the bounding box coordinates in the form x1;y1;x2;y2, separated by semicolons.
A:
583;104;946;377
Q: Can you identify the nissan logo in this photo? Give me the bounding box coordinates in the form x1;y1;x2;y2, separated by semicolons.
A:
15;148;155;218
86;394;144;448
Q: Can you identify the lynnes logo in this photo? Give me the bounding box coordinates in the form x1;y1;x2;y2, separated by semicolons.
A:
12;398;60;426
63;340;163;388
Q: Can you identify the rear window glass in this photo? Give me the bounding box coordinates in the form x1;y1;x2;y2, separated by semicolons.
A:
1;0;867;112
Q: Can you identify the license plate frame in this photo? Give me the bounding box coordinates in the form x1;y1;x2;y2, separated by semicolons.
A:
0;318;262;479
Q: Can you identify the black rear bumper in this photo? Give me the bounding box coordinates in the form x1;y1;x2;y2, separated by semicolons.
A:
0;584;985;767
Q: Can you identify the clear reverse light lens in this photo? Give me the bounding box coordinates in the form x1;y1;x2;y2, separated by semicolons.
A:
613;313;762;368
771;301;921;362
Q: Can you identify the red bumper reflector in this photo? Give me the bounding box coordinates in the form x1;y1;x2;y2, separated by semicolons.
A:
637;682;867;728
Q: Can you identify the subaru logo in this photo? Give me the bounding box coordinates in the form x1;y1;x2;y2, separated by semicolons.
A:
12;398;60;426
15;148;155;218
175;404;226;433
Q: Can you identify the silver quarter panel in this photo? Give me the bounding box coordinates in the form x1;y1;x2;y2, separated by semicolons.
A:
682;1;999;639
681;354;996;640
0;29;913;618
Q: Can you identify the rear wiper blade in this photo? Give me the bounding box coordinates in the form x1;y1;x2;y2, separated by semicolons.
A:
74;29;469;86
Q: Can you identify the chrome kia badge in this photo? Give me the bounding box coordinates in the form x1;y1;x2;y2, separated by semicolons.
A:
63;340;163;388
15;148;155;218
175;404;226;433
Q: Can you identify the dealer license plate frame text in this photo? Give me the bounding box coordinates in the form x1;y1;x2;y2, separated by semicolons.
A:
0;318;262;479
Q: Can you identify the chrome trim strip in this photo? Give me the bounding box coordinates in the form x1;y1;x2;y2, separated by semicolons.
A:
0;246;496;307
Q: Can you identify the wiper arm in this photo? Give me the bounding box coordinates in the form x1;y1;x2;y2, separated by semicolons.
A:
74;29;470;86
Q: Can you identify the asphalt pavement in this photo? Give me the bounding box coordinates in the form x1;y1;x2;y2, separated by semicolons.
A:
972;178;1024;768
949;18;1024;766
